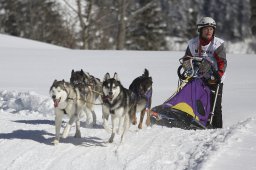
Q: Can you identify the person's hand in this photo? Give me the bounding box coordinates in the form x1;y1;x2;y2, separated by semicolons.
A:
182;59;191;70
209;70;221;84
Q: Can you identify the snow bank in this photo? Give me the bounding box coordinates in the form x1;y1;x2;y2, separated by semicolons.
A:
0;90;53;115
226;38;256;54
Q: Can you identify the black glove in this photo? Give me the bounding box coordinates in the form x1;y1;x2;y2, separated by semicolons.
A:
211;70;221;84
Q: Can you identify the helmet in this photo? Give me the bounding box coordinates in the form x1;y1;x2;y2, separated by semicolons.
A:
197;17;216;31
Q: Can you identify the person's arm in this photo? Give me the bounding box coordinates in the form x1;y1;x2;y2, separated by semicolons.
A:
185;46;192;57
180;46;194;74
213;43;227;78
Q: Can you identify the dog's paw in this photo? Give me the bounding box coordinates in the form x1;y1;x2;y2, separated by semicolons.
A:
146;115;151;126
74;130;81;138
85;122;93;128
108;138;114;143
138;123;143;129
62;124;71;138
146;120;151;127
103;123;112;134
51;139;59;145
132;118;137;125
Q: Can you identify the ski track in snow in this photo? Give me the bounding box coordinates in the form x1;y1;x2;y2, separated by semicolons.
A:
0;90;255;170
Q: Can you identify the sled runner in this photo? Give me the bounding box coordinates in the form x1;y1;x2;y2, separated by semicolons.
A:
150;56;216;130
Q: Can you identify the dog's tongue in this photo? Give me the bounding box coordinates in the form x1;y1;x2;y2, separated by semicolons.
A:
54;100;59;107
108;95;113;101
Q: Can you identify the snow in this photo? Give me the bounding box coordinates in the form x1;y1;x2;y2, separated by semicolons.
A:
0;34;256;170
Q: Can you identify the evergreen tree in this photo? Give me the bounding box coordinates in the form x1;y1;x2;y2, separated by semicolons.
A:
250;0;256;35
0;0;76;48
126;0;168;50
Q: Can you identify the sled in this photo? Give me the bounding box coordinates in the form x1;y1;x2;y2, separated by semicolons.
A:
150;104;208;130
150;57;215;130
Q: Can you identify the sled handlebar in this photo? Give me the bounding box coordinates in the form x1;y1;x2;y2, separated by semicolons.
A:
178;56;216;80
179;56;203;64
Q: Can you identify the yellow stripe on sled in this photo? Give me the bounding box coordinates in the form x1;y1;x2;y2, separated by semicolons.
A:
172;102;199;120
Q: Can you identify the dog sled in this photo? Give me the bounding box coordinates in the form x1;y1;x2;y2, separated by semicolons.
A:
150;56;219;130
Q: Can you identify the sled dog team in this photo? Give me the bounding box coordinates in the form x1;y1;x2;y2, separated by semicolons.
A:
50;69;153;144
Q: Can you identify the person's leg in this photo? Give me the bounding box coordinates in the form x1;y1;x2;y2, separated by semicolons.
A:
210;83;223;128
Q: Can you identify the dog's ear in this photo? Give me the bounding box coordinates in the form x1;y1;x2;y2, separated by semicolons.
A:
143;68;149;77
50;80;58;91
113;72;120;81
80;69;84;75
61;79;67;88
63;81;69;89
104;73;110;81
72;69;74;75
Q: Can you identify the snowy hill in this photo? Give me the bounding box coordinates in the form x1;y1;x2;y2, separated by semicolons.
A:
0;34;65;49
0;34;256;170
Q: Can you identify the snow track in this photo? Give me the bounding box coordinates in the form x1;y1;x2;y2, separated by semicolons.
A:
0;91;255;170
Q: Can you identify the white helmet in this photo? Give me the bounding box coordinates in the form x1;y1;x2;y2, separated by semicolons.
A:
197;17;216;31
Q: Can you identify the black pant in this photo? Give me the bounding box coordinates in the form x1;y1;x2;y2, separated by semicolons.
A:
208;83;223;128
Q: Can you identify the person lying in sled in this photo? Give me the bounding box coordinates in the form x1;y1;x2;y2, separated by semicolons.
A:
181;17;227;128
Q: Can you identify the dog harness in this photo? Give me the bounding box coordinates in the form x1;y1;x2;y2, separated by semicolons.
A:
132;88;152;109
62;97;76;115
145;88;152;109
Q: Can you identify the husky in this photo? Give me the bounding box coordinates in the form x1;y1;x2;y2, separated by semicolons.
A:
50;80;85;145
70;69;102;127
129;69;153;129
101;73;137;143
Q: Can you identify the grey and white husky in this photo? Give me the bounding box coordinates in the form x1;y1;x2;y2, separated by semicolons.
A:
50;80;87;144
101;73;144;143
70;69;102;127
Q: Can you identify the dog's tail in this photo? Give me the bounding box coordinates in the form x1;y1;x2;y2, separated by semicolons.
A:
142;68;149;77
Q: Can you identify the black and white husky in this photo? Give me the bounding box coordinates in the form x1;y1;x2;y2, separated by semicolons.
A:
101;73;139;143
50;80;86;144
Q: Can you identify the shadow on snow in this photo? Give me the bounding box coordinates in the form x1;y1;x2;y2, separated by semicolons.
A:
61;136;107;147
13;119;55;126
0;129;54;145
0;129;108;147
1;119;107;146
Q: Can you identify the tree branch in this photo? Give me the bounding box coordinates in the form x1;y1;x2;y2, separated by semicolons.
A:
63;0;79;14
128;1;155;21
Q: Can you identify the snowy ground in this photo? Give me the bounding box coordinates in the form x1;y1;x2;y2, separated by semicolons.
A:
0;34;256;170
